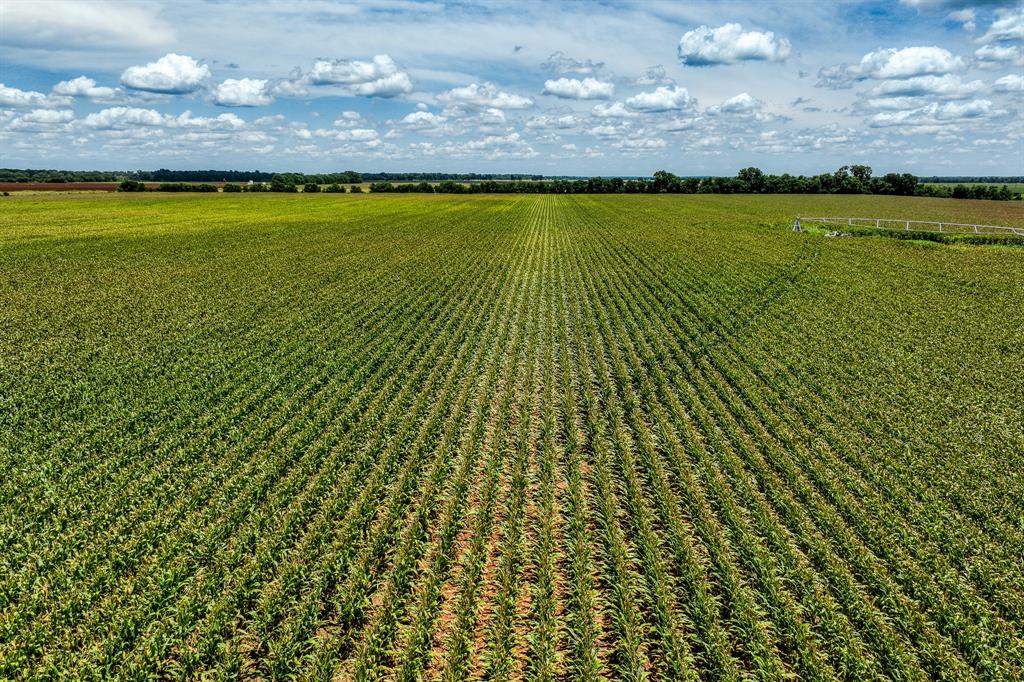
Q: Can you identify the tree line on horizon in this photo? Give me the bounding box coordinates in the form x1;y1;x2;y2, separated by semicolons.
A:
364;167;1019;201
2;166;1019;201
0;169;550;184
121;166;1018;201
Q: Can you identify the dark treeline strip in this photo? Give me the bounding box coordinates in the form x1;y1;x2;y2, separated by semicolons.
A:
366;167;1019;201
362;172;549;181
919;176;1023;184
0;169;362;184
0;169;277;183
2;169;553;184
8;166;1023;201
119;182;219;193
943;184;1019;200
75;165;1024;202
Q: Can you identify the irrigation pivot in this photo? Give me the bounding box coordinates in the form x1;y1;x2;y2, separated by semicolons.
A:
795;216;1024;236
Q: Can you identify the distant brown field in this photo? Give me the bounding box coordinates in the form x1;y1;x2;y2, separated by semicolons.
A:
0;181;231;192
0;182;120;192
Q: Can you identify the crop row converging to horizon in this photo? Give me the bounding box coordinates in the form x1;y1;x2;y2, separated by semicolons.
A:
1;192;1022;679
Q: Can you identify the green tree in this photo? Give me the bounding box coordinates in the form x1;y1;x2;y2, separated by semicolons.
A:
849;164;872;184
652;170;682;193
737;167;765;192
883;172;918;196
270;175;297;192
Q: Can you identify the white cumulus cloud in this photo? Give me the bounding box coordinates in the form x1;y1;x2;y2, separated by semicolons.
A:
633;65;675;86
334;111;365;127
586;124;622;137
474;108;508;126
541;51;604;75
411;132;538;160
525;114;581;129
677;23;791;66
401;110;445;125
542;77;614;100
80;107;245;130
175;111;245;130
400;111;447;131
121;53;211;94
717;92;760;113
439;82;534;109
869;98;1001;128
81;106;169;129
212;78;273;106
614;136;667;150
818;46;965;88
658;116;703;132
336;128;380;142
52;76;117;100
868;74;985;99
592;101;637;118
271;71;309;97
993;74;1024;92
6;108;74;131
625;85;693;111
308;55;413;97
974;43;1024;67
977;7;1023;44
0;83;71;108
859;46;965;79
15;109;74;124
461;132;537;158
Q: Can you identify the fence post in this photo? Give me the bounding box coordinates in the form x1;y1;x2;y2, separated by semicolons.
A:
795;217;1014;236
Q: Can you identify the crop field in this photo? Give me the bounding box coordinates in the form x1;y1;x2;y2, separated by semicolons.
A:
0;183;123;193
1;192;1023;680
926;182;1024;195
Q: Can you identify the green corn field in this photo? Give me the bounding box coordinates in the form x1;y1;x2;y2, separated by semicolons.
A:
1;192;1022;680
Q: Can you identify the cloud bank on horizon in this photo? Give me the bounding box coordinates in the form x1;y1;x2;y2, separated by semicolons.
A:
0;0;1021;175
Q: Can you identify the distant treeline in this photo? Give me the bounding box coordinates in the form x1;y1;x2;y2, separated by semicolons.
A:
1;168;125;183
1;168;557;184
116;166;1020;201
0;168;363;184
362;172;548;181
942;184;1019;200
367;167;1020;201
118;181;219;192
919;176;1023;184
8;165;1020;201
117;177;363;194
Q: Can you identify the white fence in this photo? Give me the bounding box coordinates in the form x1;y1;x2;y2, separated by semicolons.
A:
793;216;1024;237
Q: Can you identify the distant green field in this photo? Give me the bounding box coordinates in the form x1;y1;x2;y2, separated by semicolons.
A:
2;193;1023;679
926;182;1024;193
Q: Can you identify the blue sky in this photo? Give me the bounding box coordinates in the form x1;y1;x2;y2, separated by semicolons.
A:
1;0;1021;175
